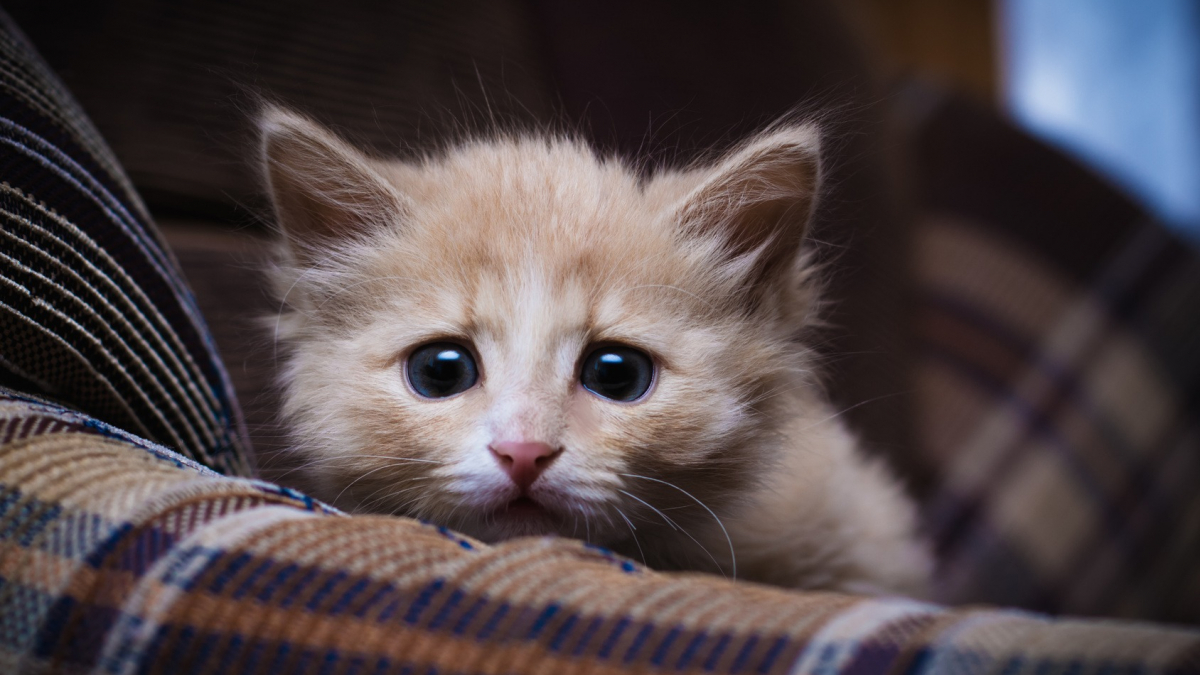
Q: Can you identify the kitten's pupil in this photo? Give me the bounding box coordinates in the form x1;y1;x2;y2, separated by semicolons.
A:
581;346;654;402
408;343;478;398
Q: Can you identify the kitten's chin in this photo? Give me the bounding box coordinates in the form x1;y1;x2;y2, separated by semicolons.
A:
470;497;568;542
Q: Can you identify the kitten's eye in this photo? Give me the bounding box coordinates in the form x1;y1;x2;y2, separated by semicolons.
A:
581;346;654;402
407;342;478;399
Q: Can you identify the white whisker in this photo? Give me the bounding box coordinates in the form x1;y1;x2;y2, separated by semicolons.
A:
316;275;421;309
332;463;406;505
273;262;330;364
620;473;736;579
363;479;434;513
617;489;680;531
615;507;647;567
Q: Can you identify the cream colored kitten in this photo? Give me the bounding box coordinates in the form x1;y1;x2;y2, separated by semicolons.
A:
261;107;929;595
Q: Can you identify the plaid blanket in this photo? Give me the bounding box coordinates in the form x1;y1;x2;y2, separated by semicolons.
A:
1;6;1199;674
3;390;1198;674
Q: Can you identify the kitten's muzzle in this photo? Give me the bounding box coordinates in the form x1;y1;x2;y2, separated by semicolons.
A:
489;441;562;492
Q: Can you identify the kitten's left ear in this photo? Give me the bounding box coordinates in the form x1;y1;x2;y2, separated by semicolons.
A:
673;126;821;284
260;106;408;264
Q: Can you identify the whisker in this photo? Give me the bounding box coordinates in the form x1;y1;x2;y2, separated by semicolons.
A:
621;489;724;578
790;392;909;434
620;474;736;580
315;275;421;309
617;489;680;531
363;479;434;513
443;503;464;530
390;495;427;518
332;463;407;505
615;507;647;567
269;454;442;481
292;454;442;465
273;262;330;364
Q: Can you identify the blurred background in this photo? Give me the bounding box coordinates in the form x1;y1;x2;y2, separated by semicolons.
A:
4;0;1198;625
848;0;1200;240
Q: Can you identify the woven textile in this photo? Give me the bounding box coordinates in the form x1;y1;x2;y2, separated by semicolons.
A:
911;95;1200;623
0;9;251;476
2;391;1198;674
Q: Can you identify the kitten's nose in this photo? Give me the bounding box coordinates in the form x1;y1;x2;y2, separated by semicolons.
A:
490;441;561;491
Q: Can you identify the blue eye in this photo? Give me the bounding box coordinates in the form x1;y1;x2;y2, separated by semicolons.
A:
581;346;654;402
407;342;478;398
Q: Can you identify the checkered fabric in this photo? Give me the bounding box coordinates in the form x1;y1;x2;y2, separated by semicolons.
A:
911;96;1200;624
2;390;1198;674
0;9;251;476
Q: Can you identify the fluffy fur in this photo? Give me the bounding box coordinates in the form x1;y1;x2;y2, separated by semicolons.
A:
261;107;930;595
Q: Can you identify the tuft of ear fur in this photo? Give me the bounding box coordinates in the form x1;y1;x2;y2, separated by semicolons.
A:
260;106;408;264
673;126;821;288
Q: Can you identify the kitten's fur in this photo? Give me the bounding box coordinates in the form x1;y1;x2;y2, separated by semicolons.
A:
261;107;929;595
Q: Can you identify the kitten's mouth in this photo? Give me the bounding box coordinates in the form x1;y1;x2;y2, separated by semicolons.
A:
471;494;564;541
500;495;546;516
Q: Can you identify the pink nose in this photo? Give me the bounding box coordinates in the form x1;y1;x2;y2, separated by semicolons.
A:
490;441;561;491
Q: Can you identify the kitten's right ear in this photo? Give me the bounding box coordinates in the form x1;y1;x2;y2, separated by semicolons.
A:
259;107;407;262
671;125;821;289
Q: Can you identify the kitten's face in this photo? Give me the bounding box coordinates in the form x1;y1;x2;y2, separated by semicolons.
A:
263;110;820;547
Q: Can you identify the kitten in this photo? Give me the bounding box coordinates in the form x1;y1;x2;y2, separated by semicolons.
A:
260;106;929;595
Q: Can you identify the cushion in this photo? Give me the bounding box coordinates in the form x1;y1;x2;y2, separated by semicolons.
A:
0;9;251;476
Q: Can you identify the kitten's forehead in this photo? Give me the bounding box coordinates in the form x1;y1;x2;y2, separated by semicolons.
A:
377;139;710;322
473;262;592;340
394;139;675;255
